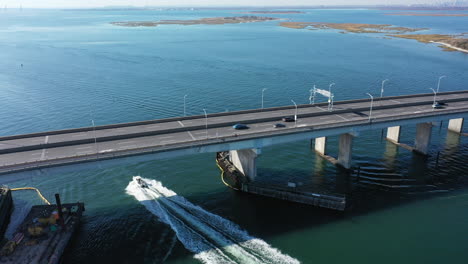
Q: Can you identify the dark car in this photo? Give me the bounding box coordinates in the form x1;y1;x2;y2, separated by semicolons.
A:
274;123;286;128
432;102;444;109
233;123;249;130
282;116;295;122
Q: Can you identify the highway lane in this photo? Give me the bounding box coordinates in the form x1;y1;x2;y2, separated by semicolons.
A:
1;92;467;154
1;99;467;169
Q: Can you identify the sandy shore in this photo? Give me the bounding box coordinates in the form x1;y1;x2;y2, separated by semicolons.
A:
431;41;468;53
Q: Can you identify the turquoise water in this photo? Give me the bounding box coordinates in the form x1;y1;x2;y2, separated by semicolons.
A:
1;8;468;263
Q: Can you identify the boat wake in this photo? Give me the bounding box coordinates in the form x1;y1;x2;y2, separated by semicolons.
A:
126;176;300;264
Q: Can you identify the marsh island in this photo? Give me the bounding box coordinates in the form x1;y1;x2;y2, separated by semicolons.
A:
279;22;425;34
280;22;468;53
111;16;280;27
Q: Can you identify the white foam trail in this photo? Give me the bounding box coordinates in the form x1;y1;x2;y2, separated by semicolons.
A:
126;177;300;264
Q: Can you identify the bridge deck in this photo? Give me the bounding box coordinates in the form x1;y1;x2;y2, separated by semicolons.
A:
1;91;468;174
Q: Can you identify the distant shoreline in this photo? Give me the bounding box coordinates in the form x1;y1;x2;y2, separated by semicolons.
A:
235;11;304;14
61;5;468;11
385;13;468;17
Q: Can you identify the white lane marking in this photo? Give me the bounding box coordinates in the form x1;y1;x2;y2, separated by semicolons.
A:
117;141;137;145
413;111;422;114
257;123;273;127
316;106;328;112
77;151;94;155
178;121;185;127
76;146;93;150
187;131;196;140
193;131;206;135
99;149;114;153
334;114;349;121
319;116;329;120
72;134;83;138
40;149;46;160
44;136;49;144
390;100;401;104
31;152;41;156
159;136;174;139
161;140;178;144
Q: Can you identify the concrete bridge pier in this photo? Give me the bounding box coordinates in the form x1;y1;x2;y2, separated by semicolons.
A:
386;126;401;143
314;137;327;155
313;134;354;170
414;122;433;155
448;118;464;134
229;148;261;181
338;133;354;169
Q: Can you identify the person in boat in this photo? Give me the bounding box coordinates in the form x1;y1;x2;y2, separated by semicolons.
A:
136;177;149;188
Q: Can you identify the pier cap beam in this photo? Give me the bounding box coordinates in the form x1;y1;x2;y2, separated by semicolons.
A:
448;118;464;134
229;149;260;181
414;122;432;155
338;133;354;169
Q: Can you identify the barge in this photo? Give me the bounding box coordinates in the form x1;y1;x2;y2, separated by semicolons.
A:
0;194;84;264
0;187;13;242
216;152;347;211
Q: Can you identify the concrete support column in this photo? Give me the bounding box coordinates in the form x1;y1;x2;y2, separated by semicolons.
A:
229;148;260;181
386;126;401;143
448;118;464;133
414;122;432;155
314;137;327;155
338;133;354;169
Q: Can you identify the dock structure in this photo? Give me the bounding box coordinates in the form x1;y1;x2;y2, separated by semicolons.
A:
217;152;346;210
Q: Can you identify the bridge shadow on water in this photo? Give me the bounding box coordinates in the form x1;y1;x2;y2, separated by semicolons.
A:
60;137;468;263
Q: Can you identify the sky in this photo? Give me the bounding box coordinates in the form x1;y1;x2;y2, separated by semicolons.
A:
0;0;449;8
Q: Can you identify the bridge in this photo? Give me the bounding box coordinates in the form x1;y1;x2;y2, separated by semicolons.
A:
0;91;467;178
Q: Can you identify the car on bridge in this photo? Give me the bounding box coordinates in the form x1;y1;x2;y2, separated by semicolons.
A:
432;101;444;109
282;116;295;122
274;123;286;128
232;123;249;130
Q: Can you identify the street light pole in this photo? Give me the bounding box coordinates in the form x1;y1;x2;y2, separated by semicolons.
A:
91;119;98;153
380;79;389;99
261;88;267;109
183;94;187;116
291;99;298;127
328;83;335;111
429;88;437;111
366;93;374;122
437;75;446;93
310;85;316;105
203;109;208;139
